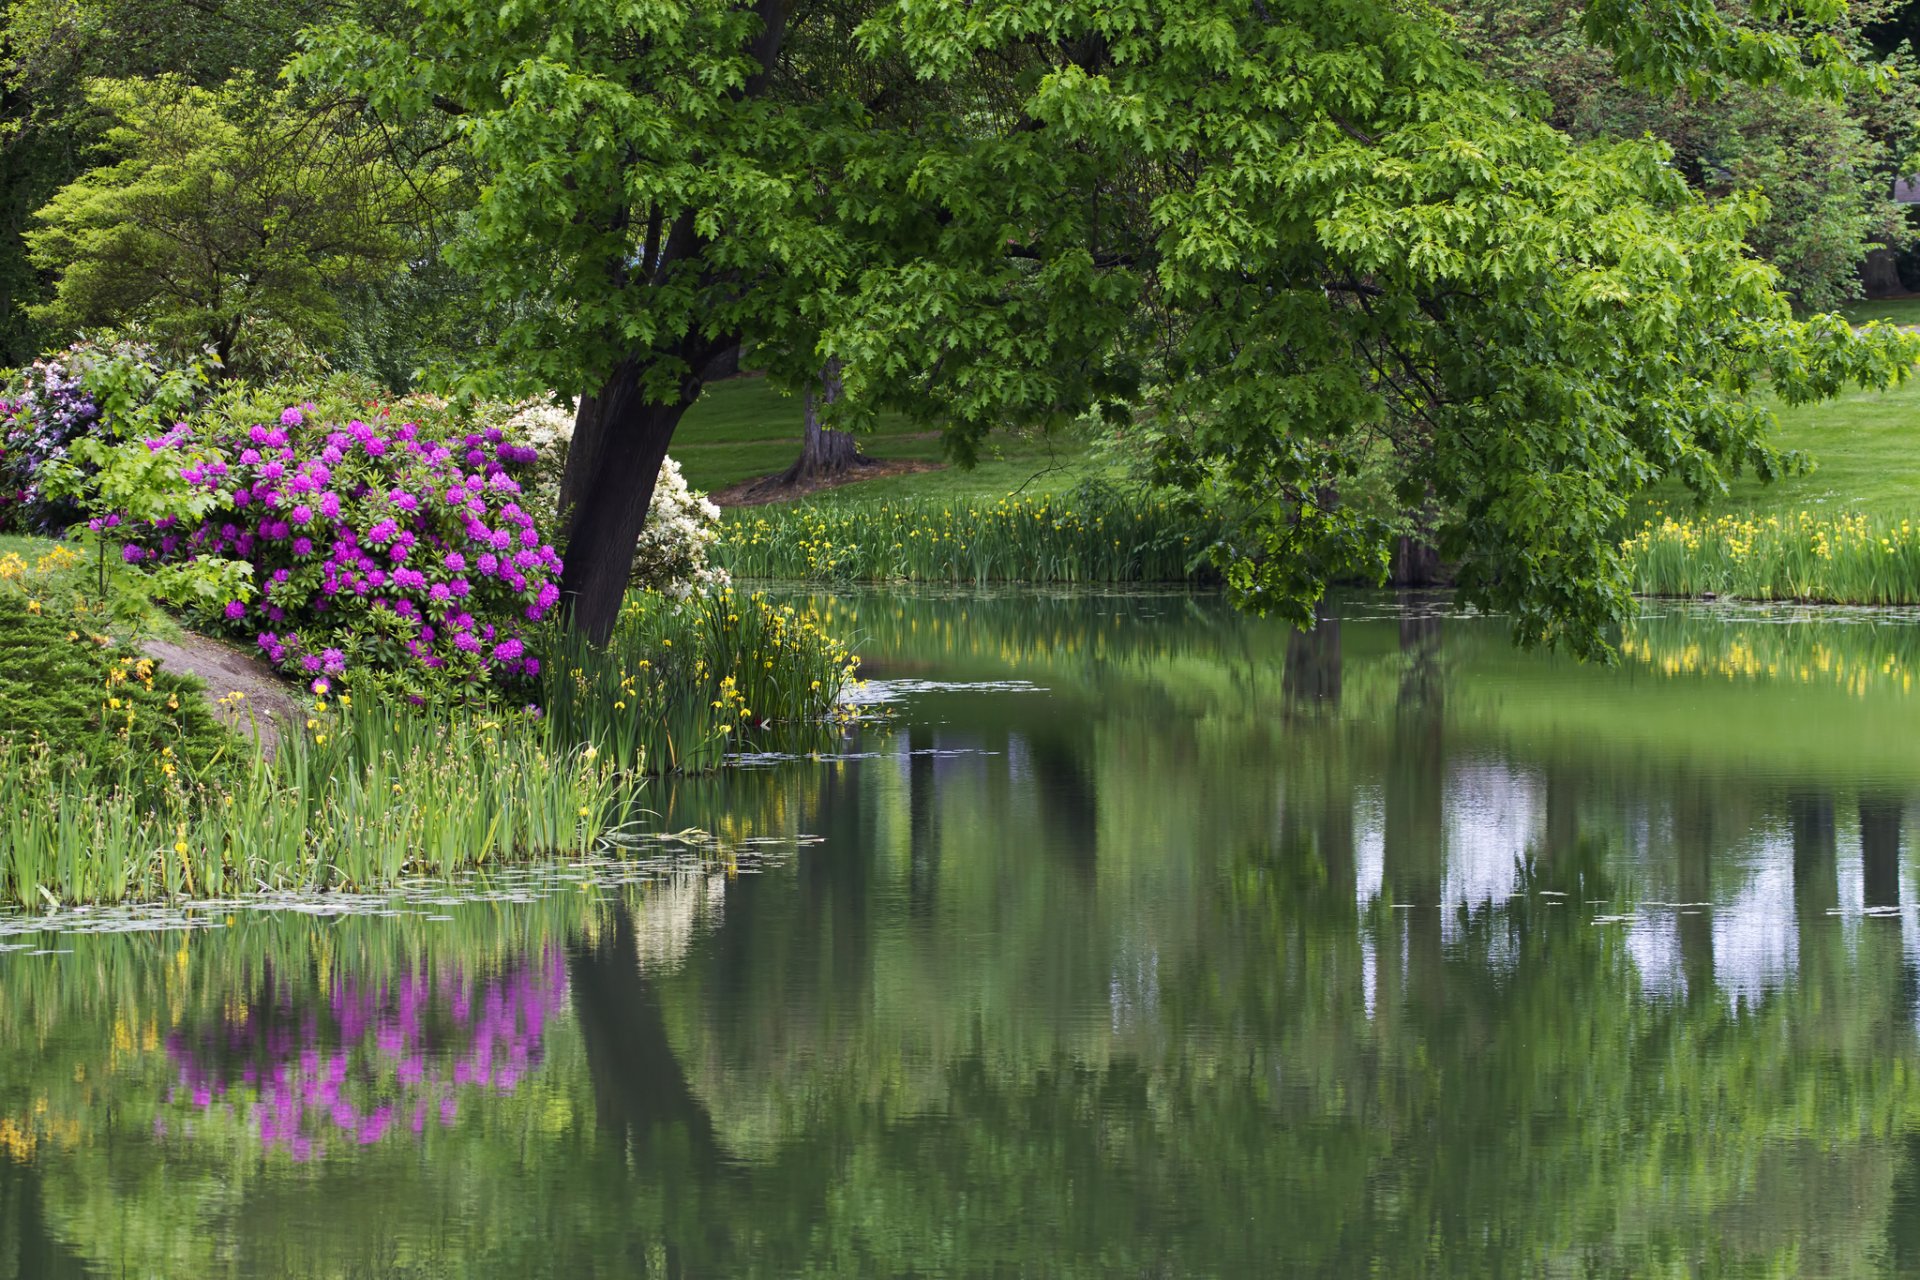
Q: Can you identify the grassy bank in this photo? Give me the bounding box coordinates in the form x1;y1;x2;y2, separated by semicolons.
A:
540;588;862;773
1;698;628;907
1622;511;1920;605
674;377;1117;498
0;564;858;905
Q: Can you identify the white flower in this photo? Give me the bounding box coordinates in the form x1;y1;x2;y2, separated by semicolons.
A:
490;397;729;598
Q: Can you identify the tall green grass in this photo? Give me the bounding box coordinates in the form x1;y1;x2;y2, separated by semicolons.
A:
0;697;634;907
1623;511;1920;604
715;489;1219;584
539;588;862;773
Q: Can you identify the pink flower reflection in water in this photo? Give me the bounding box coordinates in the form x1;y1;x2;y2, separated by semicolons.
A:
162;947;567;1161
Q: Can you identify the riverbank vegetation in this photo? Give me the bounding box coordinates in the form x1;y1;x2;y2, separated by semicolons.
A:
0;344;860;906
715;491;1218;586
1623;512;1920;605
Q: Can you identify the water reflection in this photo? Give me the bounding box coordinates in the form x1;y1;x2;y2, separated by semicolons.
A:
5;591;1920;1273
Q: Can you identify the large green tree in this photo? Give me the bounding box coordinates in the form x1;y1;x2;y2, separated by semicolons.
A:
300;0;1920;650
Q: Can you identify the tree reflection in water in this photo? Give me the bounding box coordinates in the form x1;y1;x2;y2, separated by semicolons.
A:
2;592;1920;1273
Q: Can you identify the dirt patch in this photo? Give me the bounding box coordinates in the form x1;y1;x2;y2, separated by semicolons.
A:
142;632;303;754
711;456;944;507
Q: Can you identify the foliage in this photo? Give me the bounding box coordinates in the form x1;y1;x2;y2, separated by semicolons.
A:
1622;509;1920;603
0;571;236;785
494;398;729;598
0;0;351;365
296;0;1920;655
539;588;862;773
715;487;1219;585
23;75;419;373
1447;0;1920;310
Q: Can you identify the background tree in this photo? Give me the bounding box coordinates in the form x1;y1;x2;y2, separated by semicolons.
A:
0;0;352;364
1447;0;1920;309
300;0;1918;651
769;360;874;491
23;76;423;375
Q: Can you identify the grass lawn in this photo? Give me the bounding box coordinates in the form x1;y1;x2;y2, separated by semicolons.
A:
673;376;1119;500
1836;296;1920;327
683;361;1920;520
1634;376;1920;523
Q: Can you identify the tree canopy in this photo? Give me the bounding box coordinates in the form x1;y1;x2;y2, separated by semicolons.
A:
23;76;418;373
294;0;1920;651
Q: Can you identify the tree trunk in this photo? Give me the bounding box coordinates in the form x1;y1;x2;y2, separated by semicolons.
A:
778;360;866;486
1862;245;1905;299
556;360;693;643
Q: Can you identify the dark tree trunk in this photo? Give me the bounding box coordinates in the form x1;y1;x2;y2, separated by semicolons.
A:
778;360;867;486
1862;245;1905;299
556;360;694;643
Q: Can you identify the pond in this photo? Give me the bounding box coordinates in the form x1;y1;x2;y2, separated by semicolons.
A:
5;588;1920;1276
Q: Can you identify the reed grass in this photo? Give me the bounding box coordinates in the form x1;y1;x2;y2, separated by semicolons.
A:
714;488;1218;584
0;697;634;907
1623;512;1920;604
539;588;861;773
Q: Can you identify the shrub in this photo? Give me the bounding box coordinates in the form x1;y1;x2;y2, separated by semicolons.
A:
0;590;239;787
122;402;565;700
0;353;100;532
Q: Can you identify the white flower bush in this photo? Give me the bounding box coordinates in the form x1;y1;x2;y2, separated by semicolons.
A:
496;399;728;600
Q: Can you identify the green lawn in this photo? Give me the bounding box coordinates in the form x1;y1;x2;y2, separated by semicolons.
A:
682;363;1920;520
1836;296;1920;327
1633;376;1920;523
672;376;1117;499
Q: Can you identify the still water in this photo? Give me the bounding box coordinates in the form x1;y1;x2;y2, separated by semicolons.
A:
7;589;1920;1276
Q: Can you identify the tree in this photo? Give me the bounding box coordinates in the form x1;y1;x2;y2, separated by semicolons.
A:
300;0;1920;650
774;360;873;490
1446;0;1920;309
24;76;420;374
0;0;352;365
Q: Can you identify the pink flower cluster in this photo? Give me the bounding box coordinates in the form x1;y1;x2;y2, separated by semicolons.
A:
136;404;564;691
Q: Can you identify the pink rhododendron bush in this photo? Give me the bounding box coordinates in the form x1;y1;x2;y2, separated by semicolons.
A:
133;401;562;696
